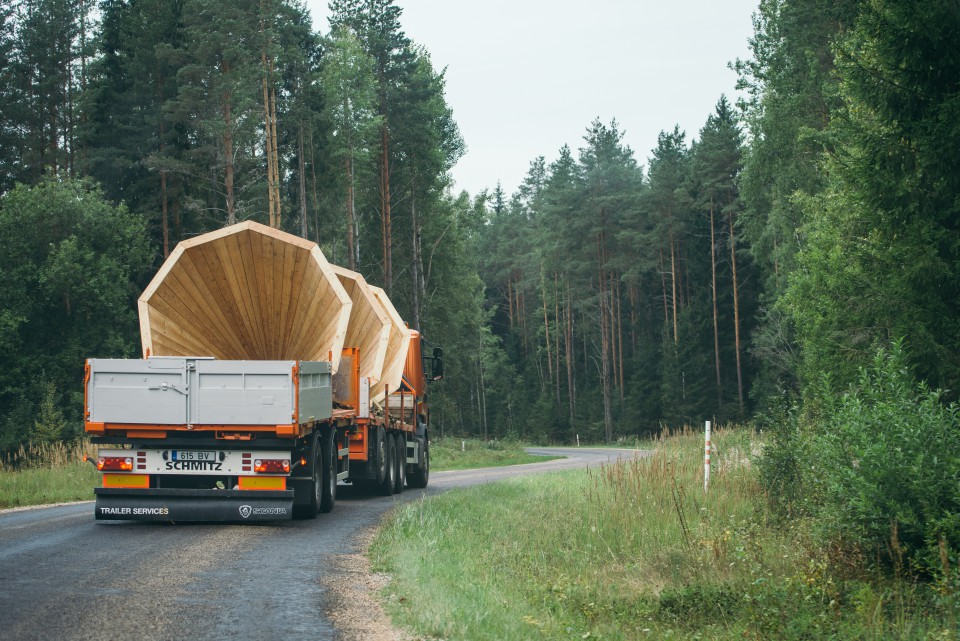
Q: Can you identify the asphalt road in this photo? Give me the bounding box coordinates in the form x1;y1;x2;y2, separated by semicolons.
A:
0;447;645;641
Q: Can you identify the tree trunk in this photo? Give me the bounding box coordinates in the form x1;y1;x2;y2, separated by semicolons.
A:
670;233;678;344
541;267;553;384
659;250;670;334
601;291;613;442
78;0;88;173
411;182;421;331
161;165;169;258
730;212;745;415
598;231;613;443
298;120;307;238
346;153;356;268
381;124;392;293
519;280;528;356
711;199;722;408
565;286;576;429
260;13;276;227
269;82;281;226
615;276;625;401
554;272;562;419
65;55;73;175
221;58;235;225
308;125;320;244
478;335;488;442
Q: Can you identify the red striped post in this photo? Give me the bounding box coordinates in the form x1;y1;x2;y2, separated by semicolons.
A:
704;420;712;492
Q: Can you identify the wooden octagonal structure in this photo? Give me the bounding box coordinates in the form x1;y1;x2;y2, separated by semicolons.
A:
330;265;391;385
138;221;352;372
369;284;412;403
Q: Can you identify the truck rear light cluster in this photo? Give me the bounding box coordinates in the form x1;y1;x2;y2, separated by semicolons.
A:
254;458;290;474
97;456;133;472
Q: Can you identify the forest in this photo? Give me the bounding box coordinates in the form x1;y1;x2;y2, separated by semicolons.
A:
1;0;958;469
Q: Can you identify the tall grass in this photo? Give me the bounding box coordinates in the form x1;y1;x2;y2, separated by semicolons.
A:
371;428;957;640
0;440;99;508
429;437;560;472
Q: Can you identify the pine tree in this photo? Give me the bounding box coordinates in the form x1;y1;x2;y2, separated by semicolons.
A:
171;0;263;225
322;27;379;267
329;0;412;294
689;96;744;413
787;0;960;393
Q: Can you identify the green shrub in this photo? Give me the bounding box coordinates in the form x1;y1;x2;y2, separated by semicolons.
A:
755;389;811;520
807;342;960;573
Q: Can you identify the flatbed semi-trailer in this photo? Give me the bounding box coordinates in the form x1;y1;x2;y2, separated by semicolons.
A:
84;222;441;522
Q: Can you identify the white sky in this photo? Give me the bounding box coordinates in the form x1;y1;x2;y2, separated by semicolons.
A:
307;0;759;198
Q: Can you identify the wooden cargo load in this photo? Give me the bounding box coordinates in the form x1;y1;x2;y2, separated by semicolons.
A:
138;221;353;372
330;265;391;384
370;285;412;403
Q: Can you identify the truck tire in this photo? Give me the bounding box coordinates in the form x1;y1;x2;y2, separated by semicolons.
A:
379;431;396;496
320;429;337;513
293;432;321;519
407;435;429;489
393;432;406;494
374;426;387;485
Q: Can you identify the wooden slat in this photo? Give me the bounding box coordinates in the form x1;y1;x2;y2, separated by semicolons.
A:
211;232;261;357
182;244;250;357
169;251;247;356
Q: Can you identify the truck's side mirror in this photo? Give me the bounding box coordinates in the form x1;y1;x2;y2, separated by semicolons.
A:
431;348;444;381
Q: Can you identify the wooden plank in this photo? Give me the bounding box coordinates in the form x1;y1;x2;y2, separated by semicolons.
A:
286;253;327;360
210;235;253;357
171;251;247;356
138;300;153;357
151;272;233;357
248;229;269;357
144;305;218;357
181;244;249;357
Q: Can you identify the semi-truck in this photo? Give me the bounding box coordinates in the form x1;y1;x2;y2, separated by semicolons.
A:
84;221;441;521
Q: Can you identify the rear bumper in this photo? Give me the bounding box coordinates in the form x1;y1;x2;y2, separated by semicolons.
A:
94;487;294;522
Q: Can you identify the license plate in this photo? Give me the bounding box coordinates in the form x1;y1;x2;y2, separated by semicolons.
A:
171;450;216;462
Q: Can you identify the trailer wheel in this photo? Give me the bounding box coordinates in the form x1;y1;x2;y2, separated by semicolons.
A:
407;434;429;489
393;432;406;494
373;426;388;485
379;431;396;496
320;429;337;513
293;432;321;519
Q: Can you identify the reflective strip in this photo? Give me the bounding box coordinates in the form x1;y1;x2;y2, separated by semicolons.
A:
102;474;150;489
238;476;287;491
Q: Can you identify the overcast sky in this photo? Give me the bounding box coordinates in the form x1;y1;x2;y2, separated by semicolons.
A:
306;0;759;198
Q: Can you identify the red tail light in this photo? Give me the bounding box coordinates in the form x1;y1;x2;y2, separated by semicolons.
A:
254;459;290;474
97;456;134;472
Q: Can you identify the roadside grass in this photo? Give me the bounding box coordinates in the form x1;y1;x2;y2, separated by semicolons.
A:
429;438;562;472
0;441;99;508
371;428;957;640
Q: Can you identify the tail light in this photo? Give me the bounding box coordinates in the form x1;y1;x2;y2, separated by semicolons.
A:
97;456;134;472
254;459;290;474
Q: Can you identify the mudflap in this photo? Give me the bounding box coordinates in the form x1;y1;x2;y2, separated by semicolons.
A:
94;488;295;522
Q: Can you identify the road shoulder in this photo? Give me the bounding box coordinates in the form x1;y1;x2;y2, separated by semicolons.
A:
321;526;409;641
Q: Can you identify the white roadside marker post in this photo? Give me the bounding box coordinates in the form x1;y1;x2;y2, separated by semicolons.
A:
704;420;712;492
